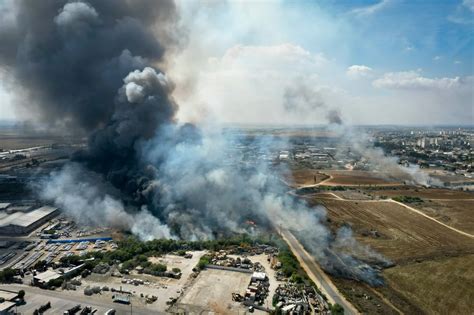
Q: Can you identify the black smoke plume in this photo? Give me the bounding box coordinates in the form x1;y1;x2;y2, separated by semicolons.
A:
0;0;178;131
0;0;388;286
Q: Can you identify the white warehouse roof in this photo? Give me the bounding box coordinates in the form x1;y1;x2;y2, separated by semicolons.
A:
0;206;58;228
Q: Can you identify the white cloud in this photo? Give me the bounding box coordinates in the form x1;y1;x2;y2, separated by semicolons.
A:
463;0;474;12
218;44;327;69
433;56;442;61
351;0;393;17
346;65;373;79
373;71;465;90
448;0;474;24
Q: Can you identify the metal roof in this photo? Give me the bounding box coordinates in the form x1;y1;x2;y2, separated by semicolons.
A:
33;269;62;283
0;301;16;312
0;290;18;301
0;206;58;228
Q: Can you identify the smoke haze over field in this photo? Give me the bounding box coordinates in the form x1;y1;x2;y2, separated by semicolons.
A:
0;0;395;285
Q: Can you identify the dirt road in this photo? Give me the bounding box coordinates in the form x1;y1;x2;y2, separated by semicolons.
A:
280;229;360;315
313;192;474;239
389;199;474;239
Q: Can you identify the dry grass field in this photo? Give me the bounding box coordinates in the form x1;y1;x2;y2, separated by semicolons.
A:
366;188;474;234
384;254;474;315
368;187;474;199
313;199;474;263
285;168;329;187
412;199;474;234
307;194;474;314
0;134;64;150
322;170;402;186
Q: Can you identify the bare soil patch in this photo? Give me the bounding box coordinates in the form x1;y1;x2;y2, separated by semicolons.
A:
285;168;329;187
177;268;249;313
323;170;401;186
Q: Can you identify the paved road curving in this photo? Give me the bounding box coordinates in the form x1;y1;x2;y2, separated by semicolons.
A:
280;229;360;315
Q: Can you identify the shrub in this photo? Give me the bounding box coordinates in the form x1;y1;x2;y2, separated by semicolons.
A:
331;303;344;315
197;255;211;270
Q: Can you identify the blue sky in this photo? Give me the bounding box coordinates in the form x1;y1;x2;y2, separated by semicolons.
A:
316;0;473;77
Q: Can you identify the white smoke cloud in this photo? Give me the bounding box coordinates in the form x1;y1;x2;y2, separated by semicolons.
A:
125;82;145;103
39;163;173;240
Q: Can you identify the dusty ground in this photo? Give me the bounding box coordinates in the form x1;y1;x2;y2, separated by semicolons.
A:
285;168;329;187
176;268;250;313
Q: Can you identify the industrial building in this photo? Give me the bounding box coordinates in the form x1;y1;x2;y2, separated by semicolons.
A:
0;289;20;315
0;206;59;235
33;264;85;287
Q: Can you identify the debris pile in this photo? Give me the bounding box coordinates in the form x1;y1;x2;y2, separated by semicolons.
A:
273;283;330;314
93;263;110;274
244;272;270;305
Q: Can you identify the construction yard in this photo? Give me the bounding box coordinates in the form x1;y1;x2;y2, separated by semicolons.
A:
174;252;280;314
177;268;250;313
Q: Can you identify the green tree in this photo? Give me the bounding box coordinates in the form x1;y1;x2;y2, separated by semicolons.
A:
18;289;25;300
331;303;344;315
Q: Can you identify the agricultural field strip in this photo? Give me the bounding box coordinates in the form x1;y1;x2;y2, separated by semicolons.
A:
422;198;474;201
310;191;474;239
389;199;474;239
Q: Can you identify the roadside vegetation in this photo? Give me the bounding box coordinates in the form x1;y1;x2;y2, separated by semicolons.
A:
392;195;423;203
0;268;16;283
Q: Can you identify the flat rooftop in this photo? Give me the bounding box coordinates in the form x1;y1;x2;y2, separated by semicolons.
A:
0;301;15;312
33;269;61;283
0;289;18;301
0;206;58;228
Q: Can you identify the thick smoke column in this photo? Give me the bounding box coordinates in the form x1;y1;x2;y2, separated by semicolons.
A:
0;0;178;131
0;0;387;285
